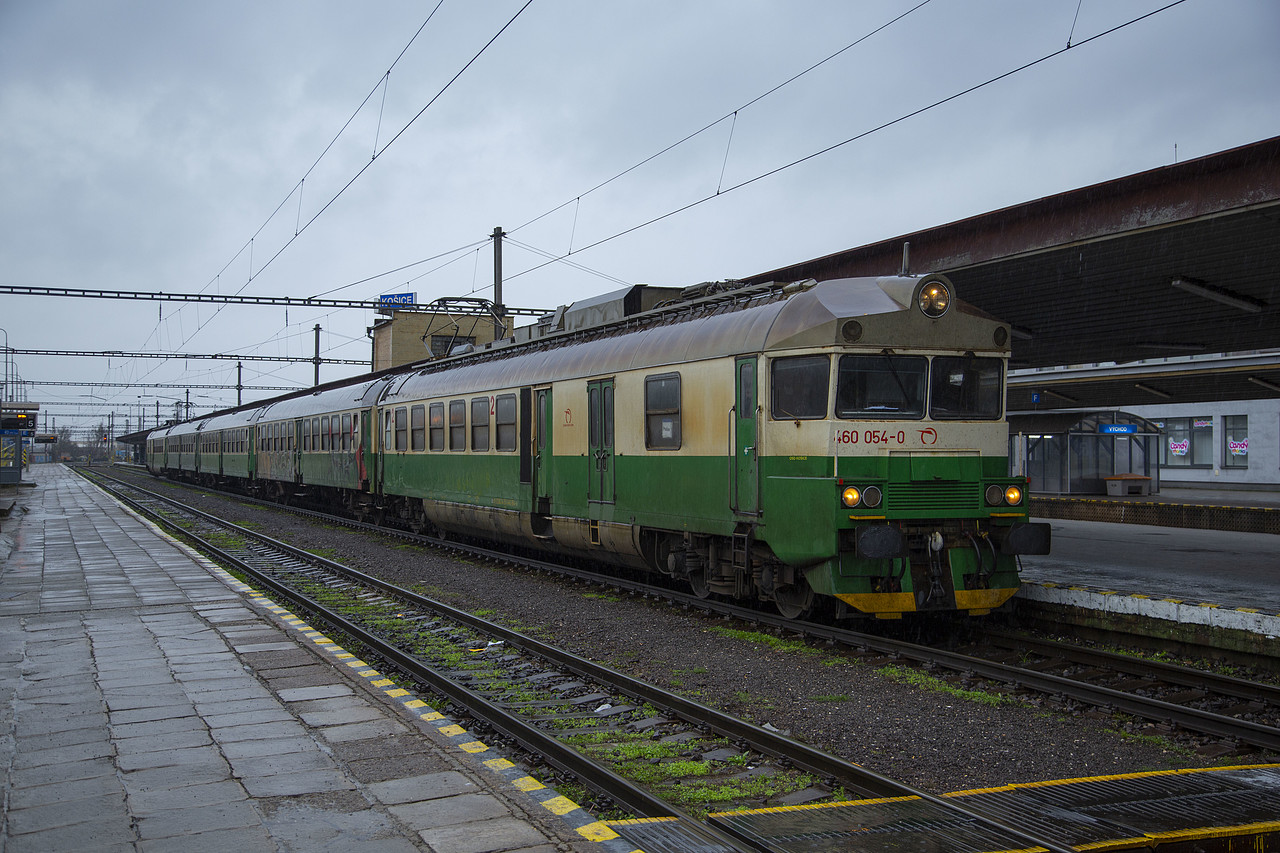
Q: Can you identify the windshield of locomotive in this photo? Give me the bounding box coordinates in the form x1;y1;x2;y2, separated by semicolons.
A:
927;356;1003;420
835;355;927;418
772;353;1003;421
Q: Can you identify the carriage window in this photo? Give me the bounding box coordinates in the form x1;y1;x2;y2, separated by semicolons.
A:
471;398;490;452
395;407;409;451
383;410;392;451
449;400;466;451
645;373;681;449
929;356;1003;420
311;418;319;452
495;394;517;452
320;416;329;451
303;421;311;452
341;413;352;451
771;355;830;419
836;355;927;419
410;406;426;452
429;403;445;451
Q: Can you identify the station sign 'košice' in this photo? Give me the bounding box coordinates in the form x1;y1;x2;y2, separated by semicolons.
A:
378;292;417;307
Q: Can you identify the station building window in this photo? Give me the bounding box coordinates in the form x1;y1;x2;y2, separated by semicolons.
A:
429;335;476;358
495;394;517;452
429;403;445;451
1159;416;1213;468
1223;414;1248;469
645;373;682;449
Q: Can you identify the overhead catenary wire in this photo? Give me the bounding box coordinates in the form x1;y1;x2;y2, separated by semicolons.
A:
503;0;1189;285
509;0;935;237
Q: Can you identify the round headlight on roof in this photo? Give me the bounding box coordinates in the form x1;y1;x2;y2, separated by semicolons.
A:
917;276;951;319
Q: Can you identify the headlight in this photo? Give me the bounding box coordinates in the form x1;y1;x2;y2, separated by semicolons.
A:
917;277;951;318
862;485;882;508
1004;485;1023;506
985;484;1005;506
842;487;861;508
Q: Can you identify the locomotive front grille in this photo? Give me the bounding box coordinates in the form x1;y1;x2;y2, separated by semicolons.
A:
887;482;980;513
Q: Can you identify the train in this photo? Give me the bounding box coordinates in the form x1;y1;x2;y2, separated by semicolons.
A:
146;273;1050;619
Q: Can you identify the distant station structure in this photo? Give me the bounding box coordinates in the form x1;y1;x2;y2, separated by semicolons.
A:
0;401;39;485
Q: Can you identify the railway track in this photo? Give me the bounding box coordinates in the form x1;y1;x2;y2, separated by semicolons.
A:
95;466;1280;759
81;468;1079;853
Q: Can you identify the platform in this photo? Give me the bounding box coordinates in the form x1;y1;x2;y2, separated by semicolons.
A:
1031;485;1280;535
0;464;608;853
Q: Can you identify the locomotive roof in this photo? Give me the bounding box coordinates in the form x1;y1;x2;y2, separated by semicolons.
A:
379;275;1005;405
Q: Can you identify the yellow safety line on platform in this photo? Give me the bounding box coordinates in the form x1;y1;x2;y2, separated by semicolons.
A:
221;574;629;849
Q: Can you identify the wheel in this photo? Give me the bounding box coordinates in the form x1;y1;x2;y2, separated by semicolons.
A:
774;582;815;620
688;566;710;599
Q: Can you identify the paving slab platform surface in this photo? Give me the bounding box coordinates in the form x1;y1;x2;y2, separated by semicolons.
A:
0;465;603;853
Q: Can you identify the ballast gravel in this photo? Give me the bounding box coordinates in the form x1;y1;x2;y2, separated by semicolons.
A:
140;475;1260;794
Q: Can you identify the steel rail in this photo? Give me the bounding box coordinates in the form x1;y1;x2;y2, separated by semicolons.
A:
983;628;1280;706
88;468;1080;853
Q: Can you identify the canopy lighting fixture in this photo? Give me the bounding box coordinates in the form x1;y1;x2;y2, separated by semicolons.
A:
1134;382;1172;399
1009;325;1034;341
1170;277;1265;314
1247;376;1280;394
1042;388;1078;403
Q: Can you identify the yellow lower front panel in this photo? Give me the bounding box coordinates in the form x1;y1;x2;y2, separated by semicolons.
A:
835;591;915;616
954;586;1019;613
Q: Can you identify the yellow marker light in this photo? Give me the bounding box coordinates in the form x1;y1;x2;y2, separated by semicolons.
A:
1004;485;1023;505
841;487;861;508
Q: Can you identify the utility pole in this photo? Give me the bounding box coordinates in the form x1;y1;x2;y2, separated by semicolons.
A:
313;325;321;387
236;362;243;406
492;226;505;341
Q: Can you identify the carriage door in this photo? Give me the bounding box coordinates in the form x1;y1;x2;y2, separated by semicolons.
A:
587;379;615;505
531;388;552;515
733;357;759;515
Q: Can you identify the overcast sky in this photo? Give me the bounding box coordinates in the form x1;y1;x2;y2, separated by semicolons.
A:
1;0;1276;434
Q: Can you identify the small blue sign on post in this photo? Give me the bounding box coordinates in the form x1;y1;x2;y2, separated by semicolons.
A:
378;292;417;307
1098;423;1137;434
1031;392;1041;404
